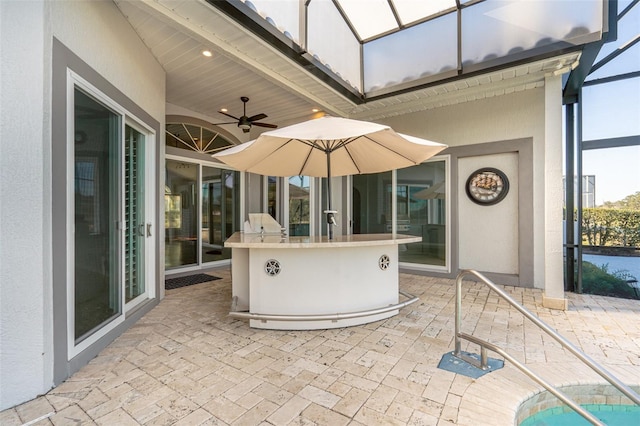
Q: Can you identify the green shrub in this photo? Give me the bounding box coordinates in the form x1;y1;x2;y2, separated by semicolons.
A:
581;261;638;299
581;208;640;247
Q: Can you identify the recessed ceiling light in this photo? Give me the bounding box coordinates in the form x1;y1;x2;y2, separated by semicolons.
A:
312;108;319;113
202;50;213;57
220;108;228;112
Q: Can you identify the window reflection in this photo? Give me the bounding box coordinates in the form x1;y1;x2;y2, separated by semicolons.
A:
289;176;310;236
165;161;240;269
165;160;198;268
352;171;392;235
202;167;239;263
397;161;447;266
74;88;121;340
267;176;278;220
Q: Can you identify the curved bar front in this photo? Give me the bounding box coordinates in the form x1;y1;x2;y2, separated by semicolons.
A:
225;232;421;330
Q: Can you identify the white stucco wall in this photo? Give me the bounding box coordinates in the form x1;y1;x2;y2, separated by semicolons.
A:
0;0;165;410
51;0;165;120
379;88;552;290
458;152;520;274
0;0;51;411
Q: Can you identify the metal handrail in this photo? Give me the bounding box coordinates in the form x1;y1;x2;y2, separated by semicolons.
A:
455;269;640;425
229;290;418;322
459;332;605;426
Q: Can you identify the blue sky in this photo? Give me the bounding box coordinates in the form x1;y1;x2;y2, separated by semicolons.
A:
574;1;639;206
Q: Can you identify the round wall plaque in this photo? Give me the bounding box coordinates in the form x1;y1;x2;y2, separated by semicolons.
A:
465;168;509;205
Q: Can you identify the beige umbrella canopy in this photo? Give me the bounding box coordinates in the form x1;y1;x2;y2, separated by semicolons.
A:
213;116;447;238
414;181;446;200
213;116;446;177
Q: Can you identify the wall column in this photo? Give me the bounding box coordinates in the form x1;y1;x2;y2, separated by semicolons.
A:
543;74;568;310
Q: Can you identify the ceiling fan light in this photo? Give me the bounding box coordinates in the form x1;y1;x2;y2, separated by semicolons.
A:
238;116;251;131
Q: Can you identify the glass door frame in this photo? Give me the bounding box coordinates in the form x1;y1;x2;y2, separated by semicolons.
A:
201;166;239;264
263;176;281;224
396;156;451;273
264;176;316;237
66;70;156;359
165;155;240;274
348;155;451;273
124;118;156;312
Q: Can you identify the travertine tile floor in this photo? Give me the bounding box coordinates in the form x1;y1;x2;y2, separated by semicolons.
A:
3;269;639;425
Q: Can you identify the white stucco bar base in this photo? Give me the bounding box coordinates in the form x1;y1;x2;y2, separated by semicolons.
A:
226;232;421;330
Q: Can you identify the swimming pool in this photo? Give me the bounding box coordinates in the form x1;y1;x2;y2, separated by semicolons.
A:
516;384;640;426
519;403;640;425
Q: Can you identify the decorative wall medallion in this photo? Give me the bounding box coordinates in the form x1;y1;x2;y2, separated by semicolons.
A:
265;259;281;276
465;168;509;205
379;254;390;270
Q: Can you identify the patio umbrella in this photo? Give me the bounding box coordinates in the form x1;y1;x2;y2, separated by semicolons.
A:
414;181;446;200
213;116;446;239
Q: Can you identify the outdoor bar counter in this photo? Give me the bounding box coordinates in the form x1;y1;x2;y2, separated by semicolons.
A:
226;231;421;330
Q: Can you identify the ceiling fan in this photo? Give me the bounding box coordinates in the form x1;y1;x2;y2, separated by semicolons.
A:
218;96;278;133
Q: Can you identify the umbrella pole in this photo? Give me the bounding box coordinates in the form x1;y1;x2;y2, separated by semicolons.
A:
325;151;336;240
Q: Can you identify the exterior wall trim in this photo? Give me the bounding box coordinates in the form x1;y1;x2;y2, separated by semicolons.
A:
402;137;534;287
51;37;162;385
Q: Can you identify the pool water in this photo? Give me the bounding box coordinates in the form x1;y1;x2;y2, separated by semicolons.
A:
519;404;640;425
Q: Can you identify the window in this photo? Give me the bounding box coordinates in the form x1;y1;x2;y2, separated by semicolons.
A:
396;160;447;267
165;159;241;270
288;176;310;236
73;88;121;341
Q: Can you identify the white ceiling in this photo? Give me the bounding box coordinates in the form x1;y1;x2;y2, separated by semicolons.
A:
114;0;581;138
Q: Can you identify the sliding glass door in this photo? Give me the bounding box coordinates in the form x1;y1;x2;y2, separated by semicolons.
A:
71;81;155;352
352;171;392;234
288;176;310;236
165;159;240;270
124;124;149;304
165;160;198;269
202;167;239;263
73;89;121;340
352;158;449;270
396;160;447;266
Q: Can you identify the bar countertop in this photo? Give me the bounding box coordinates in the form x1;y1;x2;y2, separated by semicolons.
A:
224;232;421;249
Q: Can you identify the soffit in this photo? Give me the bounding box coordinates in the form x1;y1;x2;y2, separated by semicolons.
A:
115;0;580;127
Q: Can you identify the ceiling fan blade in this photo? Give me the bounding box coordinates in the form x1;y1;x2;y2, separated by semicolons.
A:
216;121;239;125
247;113;267;122
253;122;278;129
219;111;240;120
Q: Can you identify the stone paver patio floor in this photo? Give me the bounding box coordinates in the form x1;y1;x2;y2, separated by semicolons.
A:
2;268;639;425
